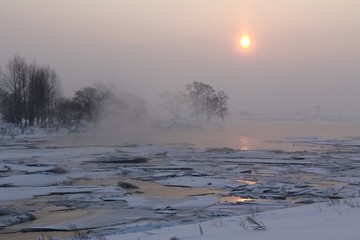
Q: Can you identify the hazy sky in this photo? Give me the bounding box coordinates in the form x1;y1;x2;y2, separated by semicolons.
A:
1;0;360;117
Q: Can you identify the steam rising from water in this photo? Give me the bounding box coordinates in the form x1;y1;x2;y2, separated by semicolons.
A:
54;118;360;151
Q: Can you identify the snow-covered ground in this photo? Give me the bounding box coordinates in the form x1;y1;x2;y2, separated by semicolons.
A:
1;130;360;240
114;198;360;240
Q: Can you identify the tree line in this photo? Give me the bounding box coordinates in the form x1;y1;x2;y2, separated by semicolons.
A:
0;56;147;128
0;56;61;126
56;83;147;127
0;56;230;128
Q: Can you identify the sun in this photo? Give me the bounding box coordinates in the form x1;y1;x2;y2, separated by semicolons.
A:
240;35;251;49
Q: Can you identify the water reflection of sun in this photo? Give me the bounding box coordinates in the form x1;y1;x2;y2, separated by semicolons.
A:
219;196;252;204
237;179;257;185
239;136;252;150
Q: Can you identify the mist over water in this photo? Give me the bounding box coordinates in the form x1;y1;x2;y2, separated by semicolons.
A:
54;118;360;151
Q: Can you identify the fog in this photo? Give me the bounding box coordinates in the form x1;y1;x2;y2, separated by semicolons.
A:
53;118;360;151
1;0;360;117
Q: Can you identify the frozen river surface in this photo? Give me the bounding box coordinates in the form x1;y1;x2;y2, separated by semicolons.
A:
1;121;360;239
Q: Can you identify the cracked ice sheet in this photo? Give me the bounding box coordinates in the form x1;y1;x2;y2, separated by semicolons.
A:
0;186;102;202
284;136;360;148
157;175;236;189
3;136;360;239
0;145;117;162
21;194;220;232
0;173;69;187
24;208;158;231
0;163;55;173
102;195;219;210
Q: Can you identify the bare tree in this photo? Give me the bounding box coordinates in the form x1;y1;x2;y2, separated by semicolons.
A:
46;67;62;124
201;84;216;122
27;63;62;126
0;55;28;125
159;91;188;120
213;90;229;122
73;86;98;124
185;82;230;122
0;67;11;121
27;62;37;126
73;83;114;126
55;97;81;125
186;82;216;121
31;65;48;125
0;56;63;126
186;82;204;120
